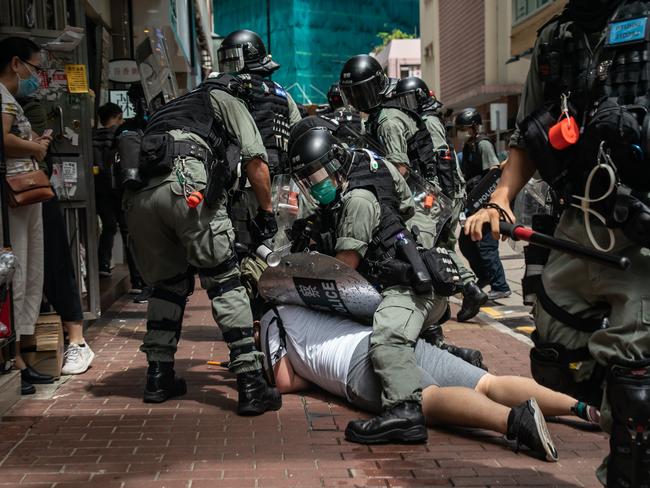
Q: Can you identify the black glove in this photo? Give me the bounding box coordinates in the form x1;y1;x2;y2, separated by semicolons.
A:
250;207;278;245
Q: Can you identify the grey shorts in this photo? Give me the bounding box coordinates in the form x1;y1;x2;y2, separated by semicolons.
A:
346;336;487;414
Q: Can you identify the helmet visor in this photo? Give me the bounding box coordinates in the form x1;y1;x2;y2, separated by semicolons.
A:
340;74;387;112
217;46;245;73
292;152;344;204
394;92;419;111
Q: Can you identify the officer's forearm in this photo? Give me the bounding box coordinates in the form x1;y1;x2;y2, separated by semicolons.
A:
490;148;535;205
335;250;361;270
246;157;273;211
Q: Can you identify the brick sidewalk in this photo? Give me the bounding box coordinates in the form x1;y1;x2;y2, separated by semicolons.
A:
0;289;607;488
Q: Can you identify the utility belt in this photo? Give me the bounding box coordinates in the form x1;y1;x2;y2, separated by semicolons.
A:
522;214;608;405
362;227;461;297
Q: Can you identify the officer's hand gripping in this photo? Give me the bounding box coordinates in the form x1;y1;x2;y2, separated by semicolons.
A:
464;200;515;242
250;207;278;246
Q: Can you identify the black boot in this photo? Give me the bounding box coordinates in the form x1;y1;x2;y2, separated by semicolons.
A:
236;370;282;416
21;365;54;384
457;282;488;322
443;344;488;371
419;324;445;347
506;398;558;462
143;361;187;403
345;401;427;444
21;379;35;395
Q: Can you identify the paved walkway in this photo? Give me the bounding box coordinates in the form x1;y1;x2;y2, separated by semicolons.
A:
0;287;607;488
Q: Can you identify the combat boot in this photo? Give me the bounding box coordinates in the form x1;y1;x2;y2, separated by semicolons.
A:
143;361;187;403
237;370;282;416
345;401;427;444
457;282;488;322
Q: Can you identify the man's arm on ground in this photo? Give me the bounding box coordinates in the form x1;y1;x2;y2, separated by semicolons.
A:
273;356;312;393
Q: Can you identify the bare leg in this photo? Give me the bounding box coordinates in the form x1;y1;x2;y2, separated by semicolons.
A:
14;341;26;370
476;374;576;416
63;321;85;344
422;384;510;434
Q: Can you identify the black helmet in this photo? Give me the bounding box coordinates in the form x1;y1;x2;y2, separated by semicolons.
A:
289;115;339;153
456;108;482;129
327;83;344;110
288;127;350;205
392;76;432;111
217;29;279;75
339;55;388;112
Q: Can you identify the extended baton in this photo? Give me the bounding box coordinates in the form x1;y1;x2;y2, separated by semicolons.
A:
495;221;630;271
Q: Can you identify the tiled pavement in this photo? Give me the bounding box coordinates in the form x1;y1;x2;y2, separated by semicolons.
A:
0;287;607;488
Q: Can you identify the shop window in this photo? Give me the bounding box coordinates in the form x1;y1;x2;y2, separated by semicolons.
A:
512;0;552;25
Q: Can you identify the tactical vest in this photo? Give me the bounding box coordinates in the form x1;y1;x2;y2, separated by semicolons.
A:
366;106;436;179
529;0;650;193
341;153;409;282
140;74;238;177
239;74;291;176
461;134;493;181
421;109;458;197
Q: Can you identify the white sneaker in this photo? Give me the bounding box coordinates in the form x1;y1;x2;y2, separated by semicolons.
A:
61;343;95;375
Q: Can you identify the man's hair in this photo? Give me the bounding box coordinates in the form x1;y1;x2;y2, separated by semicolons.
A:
0;36;41;72
97;102;123;126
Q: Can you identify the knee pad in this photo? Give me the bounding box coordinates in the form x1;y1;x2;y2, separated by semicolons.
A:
606;360;650;488
206;276;242;299
146;286;190;340
222;328;256;364
530;342;604;406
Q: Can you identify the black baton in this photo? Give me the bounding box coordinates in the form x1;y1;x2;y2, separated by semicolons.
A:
495;221;630;271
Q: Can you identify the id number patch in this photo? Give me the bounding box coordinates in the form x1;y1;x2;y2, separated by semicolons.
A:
607;17;648;46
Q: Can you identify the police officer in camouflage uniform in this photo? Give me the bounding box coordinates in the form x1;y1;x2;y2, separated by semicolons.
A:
216;30;302;302
391;77;483;320
339;55;488;322
457;108;511;301
319;83;363;134
465;1;650;485
288;127;451;444
124;73;281;416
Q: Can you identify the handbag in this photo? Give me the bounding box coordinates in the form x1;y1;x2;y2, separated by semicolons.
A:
5;169;55;207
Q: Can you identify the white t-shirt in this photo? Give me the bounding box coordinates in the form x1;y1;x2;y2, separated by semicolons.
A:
0;83;37;175
260;305;371;398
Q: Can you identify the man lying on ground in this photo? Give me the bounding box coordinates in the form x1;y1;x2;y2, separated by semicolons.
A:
256;304;600;462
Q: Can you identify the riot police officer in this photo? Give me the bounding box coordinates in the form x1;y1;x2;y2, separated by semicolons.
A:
339;55;488;322
392;77;485;319
124;73;281;416
217;29;302;291
319;83;363;134
456;109;511;301
288;127;455;444
465;1;650;485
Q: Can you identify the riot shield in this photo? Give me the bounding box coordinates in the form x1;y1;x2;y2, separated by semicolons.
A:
258;252;382;323
407;171;453;248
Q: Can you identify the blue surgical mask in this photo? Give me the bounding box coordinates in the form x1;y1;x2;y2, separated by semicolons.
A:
310;178;337;205
16;63;40;98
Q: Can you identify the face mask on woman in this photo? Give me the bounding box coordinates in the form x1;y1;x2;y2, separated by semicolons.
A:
16;61;40;98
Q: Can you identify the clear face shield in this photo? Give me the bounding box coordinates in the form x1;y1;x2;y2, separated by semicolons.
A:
217;46;245;73
340;73;388;112
394;91;420;111
292;152;346;206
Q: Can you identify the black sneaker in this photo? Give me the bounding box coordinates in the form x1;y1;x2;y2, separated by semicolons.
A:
98;267;112;278
345;401;427;444
488;289;512;301
507;398;559;462
133;287;153;304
